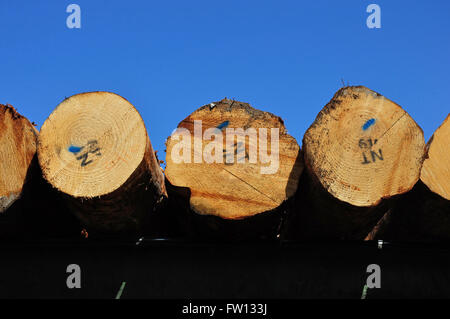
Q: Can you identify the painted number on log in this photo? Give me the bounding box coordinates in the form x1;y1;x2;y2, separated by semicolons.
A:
358;138;383;164
70;140;102;166
223;142;249;165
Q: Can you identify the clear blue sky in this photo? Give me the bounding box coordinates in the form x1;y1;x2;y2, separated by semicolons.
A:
1;0;449;155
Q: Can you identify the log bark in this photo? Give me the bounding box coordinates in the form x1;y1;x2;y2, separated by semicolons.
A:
0;104;37;213
0;104;38;237
367;114;450;242
165;98;303;240
0;104;81;239
37;92;167;236
284;86;426;240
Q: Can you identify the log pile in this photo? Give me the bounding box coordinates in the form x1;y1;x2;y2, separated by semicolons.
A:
0;88;448;242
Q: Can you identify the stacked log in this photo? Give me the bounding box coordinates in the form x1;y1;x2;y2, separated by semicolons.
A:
421;114;450;202
165;98;303;240
0;104;38;237
367;114;449;242
0;104;37;213
283;86;426;240
37;92;167;236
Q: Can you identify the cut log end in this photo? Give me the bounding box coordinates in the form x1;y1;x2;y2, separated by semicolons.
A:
303;86;426;207
38;92;149;198
420;114;450;200
165;98;303;220
0;104;38;213
38;92;166;234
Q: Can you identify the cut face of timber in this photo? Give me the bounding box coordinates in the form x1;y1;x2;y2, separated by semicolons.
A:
165;98;303;219
303;86;426;207
38;92;147;197
420;114;450;200
38;92;166;234
362;115;449;242
0;104;37;212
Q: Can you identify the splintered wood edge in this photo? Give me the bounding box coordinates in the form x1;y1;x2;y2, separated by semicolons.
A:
38;92;149;198
303;86;426;207
0;104;38;212
165;98;303;219
421;114;450;200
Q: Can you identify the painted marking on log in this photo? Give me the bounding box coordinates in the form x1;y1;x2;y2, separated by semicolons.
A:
362;118;375;131
358;138;378;149
68;145;82;153
361;149;383;164
72;140;102;167
361;152;371;164
370;149;383;162
359;138;383;164
115;281;126;299
223;142;249;165
216;121;229;130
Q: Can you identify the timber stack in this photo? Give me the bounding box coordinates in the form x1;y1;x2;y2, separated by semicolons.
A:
0;88;447;242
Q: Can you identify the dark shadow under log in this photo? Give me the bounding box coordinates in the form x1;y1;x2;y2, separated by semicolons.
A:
282;168;391;241
367;181;450;242
0;155;82;240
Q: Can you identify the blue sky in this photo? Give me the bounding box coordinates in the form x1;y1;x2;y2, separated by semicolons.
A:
1;0;449;155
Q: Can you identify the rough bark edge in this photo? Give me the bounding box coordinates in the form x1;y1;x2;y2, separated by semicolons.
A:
303;86;426;207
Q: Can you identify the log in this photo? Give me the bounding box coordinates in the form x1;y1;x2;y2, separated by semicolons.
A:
0;104;37;213
0;104;81;239
0;104;38;237
284;86;426;240
37;92;167;236
367;114;450;242
165;98;303;240
421;114;450;201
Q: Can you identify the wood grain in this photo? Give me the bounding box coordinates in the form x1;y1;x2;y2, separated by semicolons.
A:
165;98;303;239
38;92;167;235
284;86;426;240
0;104;37;213
421;114;450;200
